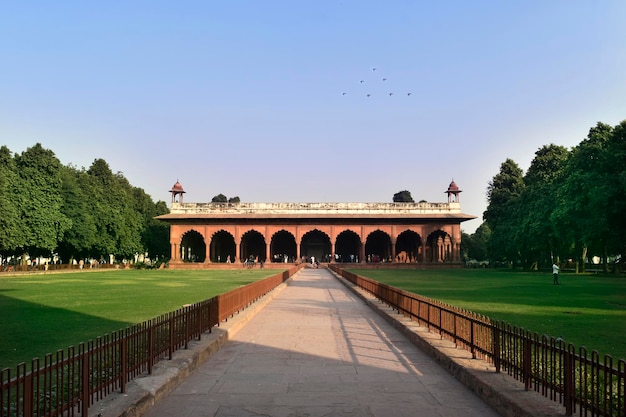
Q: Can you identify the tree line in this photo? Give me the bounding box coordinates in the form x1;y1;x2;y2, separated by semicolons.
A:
463;120;626;272
0;143;170;265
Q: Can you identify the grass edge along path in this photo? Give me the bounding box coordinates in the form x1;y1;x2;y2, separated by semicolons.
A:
349;268;626;360
0;268;276;370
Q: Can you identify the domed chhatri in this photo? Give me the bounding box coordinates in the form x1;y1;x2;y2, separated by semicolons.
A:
445;180;462;203
169;180;186;203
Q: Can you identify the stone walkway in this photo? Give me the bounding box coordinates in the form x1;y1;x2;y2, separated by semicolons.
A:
140;267;501;417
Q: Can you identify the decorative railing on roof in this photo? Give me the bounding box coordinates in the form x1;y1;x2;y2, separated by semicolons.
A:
169;201;463;215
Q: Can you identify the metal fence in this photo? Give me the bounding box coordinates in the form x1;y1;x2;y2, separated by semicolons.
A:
330;266;626;417
0;265;302;417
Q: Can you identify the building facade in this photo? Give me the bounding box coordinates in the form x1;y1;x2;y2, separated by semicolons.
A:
157;181;475;265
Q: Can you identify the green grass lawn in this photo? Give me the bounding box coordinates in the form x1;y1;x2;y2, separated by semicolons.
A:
0;269;275;370
349;268;626;360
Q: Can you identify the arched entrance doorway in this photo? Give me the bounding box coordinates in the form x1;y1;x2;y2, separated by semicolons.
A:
301;230;331;263
270;230;297;263
365;230;391;263
210;230;236;262
335;230;361;263
396;230;422;263
426;230;452;263
240;230;266;263
180;230;206;262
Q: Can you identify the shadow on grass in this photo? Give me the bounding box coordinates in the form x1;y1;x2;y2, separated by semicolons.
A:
0;292;131;371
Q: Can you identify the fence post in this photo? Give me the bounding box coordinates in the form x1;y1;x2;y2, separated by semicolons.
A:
470;320;476;359
148;324;154;375
120;336;127;394
81;347;90;417
184;306;190;350
524;336;532;391
563;348;574;416
169;313;174;360
24;371;33;417
492;322;501;373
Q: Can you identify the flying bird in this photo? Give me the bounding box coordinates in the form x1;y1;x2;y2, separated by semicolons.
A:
366;94;371;97
342;92;347;96
389;93;394;96
372;67;376;71
407;92;412;96
360;80;365;83
382;78;387;82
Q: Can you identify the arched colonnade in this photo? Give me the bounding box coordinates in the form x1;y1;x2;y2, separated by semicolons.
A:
170;223;461;264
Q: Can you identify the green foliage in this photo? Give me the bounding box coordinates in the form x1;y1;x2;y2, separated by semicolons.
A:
478;120;626;270
0;144;170;263
483;158;525;262
211;194;240;204
14;144;71;256
393;190;414;202
461;222;491;262
0;146;21;254
211;193;228;203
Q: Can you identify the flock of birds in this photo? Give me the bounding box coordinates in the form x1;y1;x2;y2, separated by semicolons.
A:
342;67;412;98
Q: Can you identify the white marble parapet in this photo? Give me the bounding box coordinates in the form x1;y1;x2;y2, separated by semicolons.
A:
168;201;463;215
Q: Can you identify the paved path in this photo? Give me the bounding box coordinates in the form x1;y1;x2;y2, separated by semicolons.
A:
142;268;501;417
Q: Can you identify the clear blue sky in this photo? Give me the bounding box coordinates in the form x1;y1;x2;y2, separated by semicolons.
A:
2;1;625;233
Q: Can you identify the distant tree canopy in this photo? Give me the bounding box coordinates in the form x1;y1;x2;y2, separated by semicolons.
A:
393;190;414;202
466;120;626;272
211;194;240;203
0;143;170;263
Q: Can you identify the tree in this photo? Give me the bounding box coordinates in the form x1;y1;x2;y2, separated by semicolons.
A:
228;196;240;203
14;144;70;258
0;146;21;256
57;165;98;262
133;187;170;260
86;159;143;260
552;123;614;271
483;159;525;264
515;144;570;268
142;200;170;260
211;194;228;203
393;190;414;203
462;222;491;263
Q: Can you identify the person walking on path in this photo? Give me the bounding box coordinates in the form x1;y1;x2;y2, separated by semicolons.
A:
552;262;560;285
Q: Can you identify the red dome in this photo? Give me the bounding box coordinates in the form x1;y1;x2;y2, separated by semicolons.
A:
170;181;185;193
446;181;460;192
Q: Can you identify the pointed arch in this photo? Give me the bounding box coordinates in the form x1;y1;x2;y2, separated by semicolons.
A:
300;229;331;263
210;230;235;263
180;230;206;262
335;229;362;263
270;230;297;263
395;229;422;263
426;230;453;263
240;230;266;263
365;230;392;263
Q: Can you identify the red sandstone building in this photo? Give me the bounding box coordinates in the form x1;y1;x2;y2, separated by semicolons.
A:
157;181;475;266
